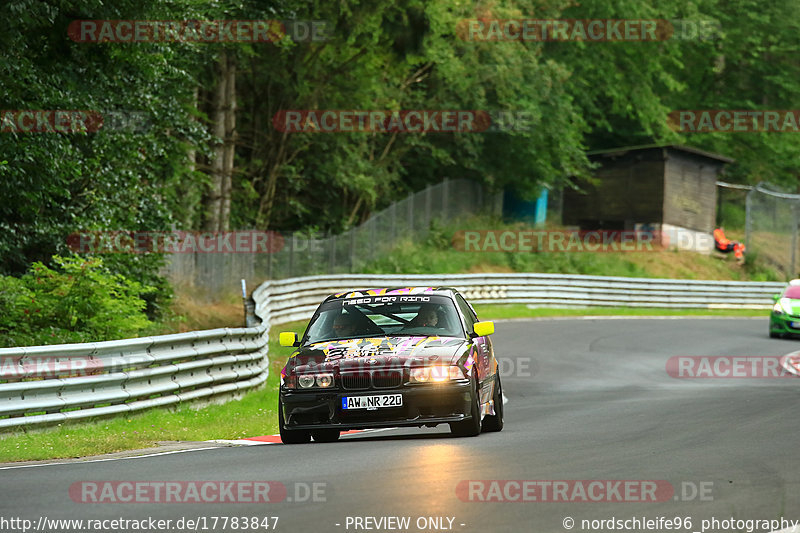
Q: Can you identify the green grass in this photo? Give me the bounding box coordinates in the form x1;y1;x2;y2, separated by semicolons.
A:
362;218;649;277
0;320;307;463
360;215;782;282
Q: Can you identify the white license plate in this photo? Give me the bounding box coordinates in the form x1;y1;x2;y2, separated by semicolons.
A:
342;394;402;410
791;322;800;328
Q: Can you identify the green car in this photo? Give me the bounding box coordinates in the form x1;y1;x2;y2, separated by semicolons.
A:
769;281;800;338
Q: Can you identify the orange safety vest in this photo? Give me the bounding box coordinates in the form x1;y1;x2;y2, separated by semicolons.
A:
713;228;730;248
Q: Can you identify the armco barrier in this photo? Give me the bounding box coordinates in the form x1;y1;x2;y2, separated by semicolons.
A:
0;326;269;430
253;273;785;326
0;273;784;429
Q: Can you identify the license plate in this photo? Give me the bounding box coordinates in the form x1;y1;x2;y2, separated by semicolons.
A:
342;394;402;410
791;322;800;329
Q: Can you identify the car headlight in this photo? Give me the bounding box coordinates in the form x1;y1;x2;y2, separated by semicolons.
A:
298;375;316;388
410;365;464;383
774;303;784;315
777;298;794;315
316;373;334;388
295;373;335;389
410;367;430;383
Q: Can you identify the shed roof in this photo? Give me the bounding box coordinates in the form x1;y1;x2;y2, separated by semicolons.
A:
586;144;735;164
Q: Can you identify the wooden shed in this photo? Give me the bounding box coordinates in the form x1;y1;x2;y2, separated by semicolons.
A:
562;144;734;234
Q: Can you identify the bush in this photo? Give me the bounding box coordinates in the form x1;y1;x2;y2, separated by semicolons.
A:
0;256;155;347
718;202;746;230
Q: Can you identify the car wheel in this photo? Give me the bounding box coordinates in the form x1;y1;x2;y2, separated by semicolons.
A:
481;372;503;433
450;375;481;437
311;429;341;443
279;398;311;444
769;329;780;338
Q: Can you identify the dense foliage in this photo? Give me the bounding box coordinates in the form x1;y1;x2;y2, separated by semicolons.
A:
1;0;798;344
0;256;153;346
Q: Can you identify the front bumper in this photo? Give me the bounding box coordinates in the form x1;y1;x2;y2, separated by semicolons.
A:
280;381;473;431
770;313;800;337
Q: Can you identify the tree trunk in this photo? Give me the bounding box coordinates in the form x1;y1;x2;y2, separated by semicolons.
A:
204;51;236;232
220;56;236;232
183;87;199;228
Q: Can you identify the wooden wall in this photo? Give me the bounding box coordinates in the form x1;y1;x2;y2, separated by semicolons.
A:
563;147;724;232
662;150;722;233
563;148;665;229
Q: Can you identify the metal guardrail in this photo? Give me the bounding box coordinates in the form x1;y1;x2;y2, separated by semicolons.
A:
252;273;786;327
0;326;269;430
0;272;784;430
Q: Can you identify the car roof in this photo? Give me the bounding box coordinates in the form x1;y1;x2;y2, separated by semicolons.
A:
783;285;800;298
326;287;459;301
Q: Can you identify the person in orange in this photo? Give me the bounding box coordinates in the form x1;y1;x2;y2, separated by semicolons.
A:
713;227;745;263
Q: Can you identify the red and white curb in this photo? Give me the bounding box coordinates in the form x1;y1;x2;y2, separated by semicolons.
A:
780;350;800;377
210;389;509;446
208;428;393;446
211;392;508;446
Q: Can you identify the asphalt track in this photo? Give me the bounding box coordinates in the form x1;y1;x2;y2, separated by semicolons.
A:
1;318;799;533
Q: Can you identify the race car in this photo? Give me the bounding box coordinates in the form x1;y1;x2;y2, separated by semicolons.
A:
769;279;800;338
277;287;503;443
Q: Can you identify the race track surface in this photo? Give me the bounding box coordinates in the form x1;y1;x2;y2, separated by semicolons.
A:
1;318;798;533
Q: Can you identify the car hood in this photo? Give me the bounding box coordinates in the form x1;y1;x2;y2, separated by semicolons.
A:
287;336;470;373
777;298;800;315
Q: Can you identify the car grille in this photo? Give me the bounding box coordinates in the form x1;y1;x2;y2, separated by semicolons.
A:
340;370;402;390
372;371;402;388
340;372;371;390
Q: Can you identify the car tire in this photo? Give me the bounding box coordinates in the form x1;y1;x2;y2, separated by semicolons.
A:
311;429;341;443
279;398;311;444
481;373;503;433
769;329;780;339
450;375;481;437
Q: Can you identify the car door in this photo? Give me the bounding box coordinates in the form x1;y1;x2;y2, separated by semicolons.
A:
454;293;495;397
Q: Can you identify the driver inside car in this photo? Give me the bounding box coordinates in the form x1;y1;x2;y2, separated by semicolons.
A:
408;305;440;328
331;312;358;338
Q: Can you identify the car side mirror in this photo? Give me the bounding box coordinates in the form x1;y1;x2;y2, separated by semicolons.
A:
472;321;494;337
772;294;781;303
279;332;299;347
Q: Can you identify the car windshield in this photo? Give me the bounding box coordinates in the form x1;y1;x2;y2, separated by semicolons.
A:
784;286;800;299
303;295;464;344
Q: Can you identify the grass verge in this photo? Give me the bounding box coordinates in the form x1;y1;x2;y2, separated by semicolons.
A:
361;216;782;282
0;320;307;463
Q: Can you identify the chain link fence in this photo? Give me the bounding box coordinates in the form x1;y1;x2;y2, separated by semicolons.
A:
165;179;501;298
744;183;800;279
